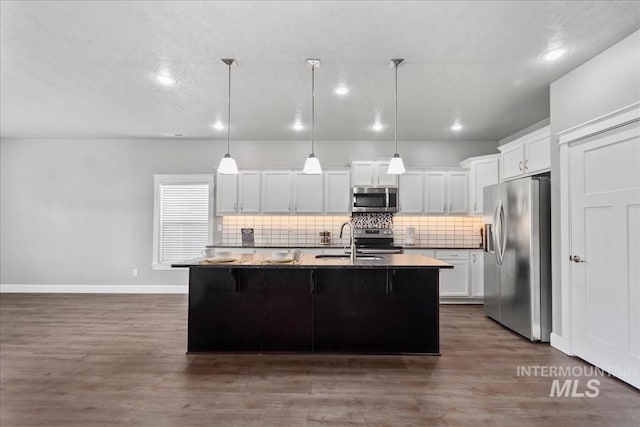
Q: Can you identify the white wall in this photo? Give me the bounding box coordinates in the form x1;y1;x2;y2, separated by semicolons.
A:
0;138;497;290
549;30;640;345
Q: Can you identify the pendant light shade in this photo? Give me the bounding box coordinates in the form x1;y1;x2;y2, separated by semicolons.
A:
303;59;322;174
387;58;405;175
387;153;406;175
303;154;322;174
218;153;238;175
217;58;239;175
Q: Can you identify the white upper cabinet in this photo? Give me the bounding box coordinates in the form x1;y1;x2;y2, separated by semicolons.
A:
324;171;351;214
292;172;323;213
216;173;238;214
460;155;500;214
238;171;261;213
499;126;551;181
352;160;398;186
447;171;469;214
425;171;468;214
398;171;424;214
262;171;293;213
425;171;447;213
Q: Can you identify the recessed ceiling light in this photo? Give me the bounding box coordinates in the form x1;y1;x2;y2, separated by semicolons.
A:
542;47;568;62
451;122;463;131
155;73;176;86
292;120;304;131
334;85;350;96
212;121;225;130
372;122;385;132
162;132;185;137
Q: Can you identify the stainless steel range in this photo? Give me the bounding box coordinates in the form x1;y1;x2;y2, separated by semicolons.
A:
353;228;403;254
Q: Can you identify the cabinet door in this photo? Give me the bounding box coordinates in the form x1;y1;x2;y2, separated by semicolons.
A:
472;159;500;214
470;251;484;297
439;259;470;297
501;144;525;181
398;171;424;213
293;172;323;213
376;162;398;186
352;161;375;186
238;171;260;213
524;137;551;174
216;173;238;214
261;171;293;213
324;171;351;214
425;171;447;213
447;171;469;214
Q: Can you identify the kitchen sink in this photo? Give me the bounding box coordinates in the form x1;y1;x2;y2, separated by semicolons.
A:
315;255;384;260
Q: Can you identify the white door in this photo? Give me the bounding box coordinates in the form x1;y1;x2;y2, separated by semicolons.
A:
238;171;260;213
447;171;469;214
425;171;447;213
215;173;238;214
398;171;424;213
293;172;323;213
524;137;551;174
376;161;398;186
570;121;640;389
472;159;500;214
352;161;375;186
324;171;351;214
501;144;525;181
261;171;293;213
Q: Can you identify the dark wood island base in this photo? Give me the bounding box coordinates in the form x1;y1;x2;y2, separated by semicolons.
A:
175;254;451;355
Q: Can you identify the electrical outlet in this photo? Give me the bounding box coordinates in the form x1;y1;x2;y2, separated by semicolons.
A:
217;224;223;232
132;268;138;277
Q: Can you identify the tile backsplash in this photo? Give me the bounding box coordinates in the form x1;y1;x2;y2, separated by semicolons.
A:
221;215;484;248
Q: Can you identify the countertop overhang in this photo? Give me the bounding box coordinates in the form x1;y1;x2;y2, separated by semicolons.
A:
173;253;453;269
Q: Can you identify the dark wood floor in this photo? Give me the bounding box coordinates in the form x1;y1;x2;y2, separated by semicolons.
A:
1;294;638;426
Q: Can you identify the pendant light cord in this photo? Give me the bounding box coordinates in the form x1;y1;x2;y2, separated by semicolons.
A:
227;61;232;155
394;62;398;154
311;64;315;156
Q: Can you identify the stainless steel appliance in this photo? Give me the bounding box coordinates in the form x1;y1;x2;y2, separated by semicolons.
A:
352;187;398;213
483;176;551;342
353;228;403;254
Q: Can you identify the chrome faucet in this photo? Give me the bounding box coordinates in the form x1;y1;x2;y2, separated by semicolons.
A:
339;221;356;262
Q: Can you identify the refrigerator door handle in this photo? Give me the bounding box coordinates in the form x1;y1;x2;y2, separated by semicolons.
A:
498;202;507;262
493;200;503;265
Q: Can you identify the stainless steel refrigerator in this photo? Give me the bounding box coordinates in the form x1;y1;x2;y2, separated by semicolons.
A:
483;176;552;342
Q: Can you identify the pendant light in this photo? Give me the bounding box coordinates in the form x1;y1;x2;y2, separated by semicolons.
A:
387;58;406;175
303;59;322;174
217;58;238;174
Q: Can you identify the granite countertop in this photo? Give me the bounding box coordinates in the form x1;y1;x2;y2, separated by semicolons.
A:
208;244;483;250
173;253;453;269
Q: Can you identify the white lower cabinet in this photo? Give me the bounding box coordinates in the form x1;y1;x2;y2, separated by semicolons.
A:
436;250;470;298
470;250;484;298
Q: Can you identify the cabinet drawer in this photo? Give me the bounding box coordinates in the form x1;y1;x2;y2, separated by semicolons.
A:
436;250;469;260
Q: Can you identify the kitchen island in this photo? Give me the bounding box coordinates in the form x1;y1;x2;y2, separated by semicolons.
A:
173;254;452;355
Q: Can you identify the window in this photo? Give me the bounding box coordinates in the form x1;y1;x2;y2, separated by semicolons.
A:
152;174;214;269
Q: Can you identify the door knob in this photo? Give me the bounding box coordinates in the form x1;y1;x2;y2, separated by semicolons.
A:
570;255;586;263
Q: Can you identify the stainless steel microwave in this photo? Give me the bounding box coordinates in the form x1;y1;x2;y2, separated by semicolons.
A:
352;187;398;213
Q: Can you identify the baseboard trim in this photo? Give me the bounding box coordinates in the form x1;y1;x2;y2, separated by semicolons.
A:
0;284;188;294
550;332;572;355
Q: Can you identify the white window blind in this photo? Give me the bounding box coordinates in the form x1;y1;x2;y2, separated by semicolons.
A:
159;183;210;264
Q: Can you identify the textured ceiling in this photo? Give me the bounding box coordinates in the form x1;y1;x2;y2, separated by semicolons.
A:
1;1;639;141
